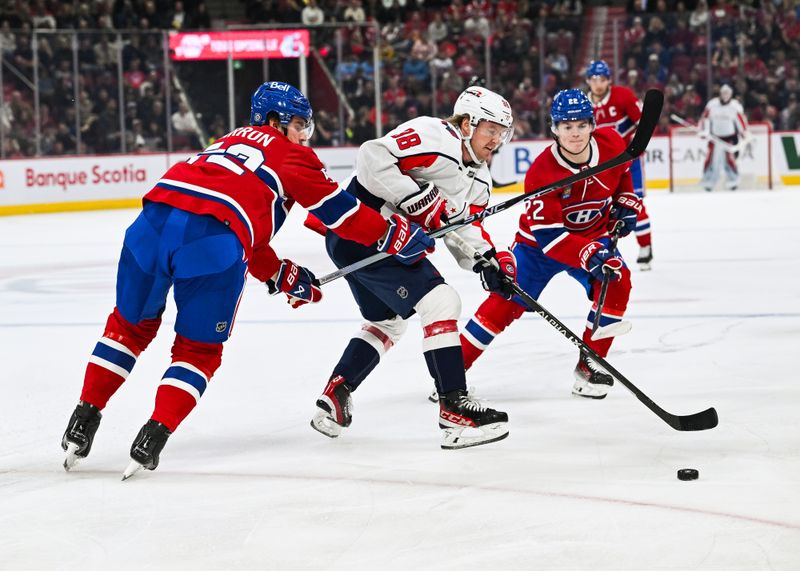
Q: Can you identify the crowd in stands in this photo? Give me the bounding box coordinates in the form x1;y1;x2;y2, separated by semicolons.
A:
1;0;799;158
0;0;211;157
624;0;800;134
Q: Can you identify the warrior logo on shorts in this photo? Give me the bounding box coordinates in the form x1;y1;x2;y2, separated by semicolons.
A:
397;286;409;299
216;321;228;333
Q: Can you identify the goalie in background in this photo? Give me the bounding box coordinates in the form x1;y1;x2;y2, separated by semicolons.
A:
699;83;751;192
460;89;640;400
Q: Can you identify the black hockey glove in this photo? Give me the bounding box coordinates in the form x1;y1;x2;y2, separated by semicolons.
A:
473;248;517;299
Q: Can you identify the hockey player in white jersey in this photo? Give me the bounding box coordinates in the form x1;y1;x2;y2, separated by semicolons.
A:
699;84;751;191
309;86;516;449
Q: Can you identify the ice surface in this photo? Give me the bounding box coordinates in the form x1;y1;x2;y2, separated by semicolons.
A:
1;190;799;570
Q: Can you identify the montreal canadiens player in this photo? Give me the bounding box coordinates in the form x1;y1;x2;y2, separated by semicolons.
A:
309;86;515;449
586;60;654;270
460;89;641;399
60;81;432;478
699;83;751;191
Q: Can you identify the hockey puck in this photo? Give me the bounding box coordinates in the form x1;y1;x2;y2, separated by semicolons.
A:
677;468;699;481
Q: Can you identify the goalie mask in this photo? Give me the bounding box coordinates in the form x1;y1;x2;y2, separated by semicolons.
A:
250;81;315;140
453;86;513;163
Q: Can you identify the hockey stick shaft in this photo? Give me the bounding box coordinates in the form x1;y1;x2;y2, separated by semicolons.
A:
448;233;718;432
317;89;665;286
591;222;623;334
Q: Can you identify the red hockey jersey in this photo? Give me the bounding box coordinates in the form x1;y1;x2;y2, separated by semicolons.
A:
591;85;642;143
516;128;633;268
144;125;387;281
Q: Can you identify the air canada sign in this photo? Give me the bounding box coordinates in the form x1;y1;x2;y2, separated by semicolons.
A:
169;30;310;61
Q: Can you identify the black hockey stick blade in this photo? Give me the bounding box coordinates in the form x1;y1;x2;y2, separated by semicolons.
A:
675;407;719;431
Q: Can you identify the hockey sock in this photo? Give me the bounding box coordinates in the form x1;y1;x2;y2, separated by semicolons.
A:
422;320;467;393
331;321;400;390
80;307;161;409
635;203;652;248
461;294;525;370
585;267;632;357
331;338;381;390
151;335;222;432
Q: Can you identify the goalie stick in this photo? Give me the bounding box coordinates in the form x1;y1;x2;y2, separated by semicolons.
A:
670;113;747;154
448;232;718;432
318;89;665;286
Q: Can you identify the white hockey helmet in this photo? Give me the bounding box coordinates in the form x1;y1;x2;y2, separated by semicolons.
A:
453;86;513;163
719;83;733;102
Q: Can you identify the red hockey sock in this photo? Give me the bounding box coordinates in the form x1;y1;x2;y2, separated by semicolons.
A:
461;294;525;370
80;308;161;409
582;328;614;358
150;335;223;431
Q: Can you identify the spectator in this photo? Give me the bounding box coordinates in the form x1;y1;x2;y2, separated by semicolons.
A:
301;0;325;26
171;101;200;145
427;12;448;43
343;0;365;24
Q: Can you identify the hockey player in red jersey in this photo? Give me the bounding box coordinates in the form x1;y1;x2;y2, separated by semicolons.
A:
586;60;654;270
460;89;641;399
61;81;433;478
309;86;515;449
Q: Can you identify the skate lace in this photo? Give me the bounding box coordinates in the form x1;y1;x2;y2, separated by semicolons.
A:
457;395;487;412
584;357;606;374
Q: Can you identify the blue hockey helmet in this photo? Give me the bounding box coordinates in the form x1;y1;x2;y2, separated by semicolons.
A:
250;81;314;138
550;89;595;132
586;60;611;79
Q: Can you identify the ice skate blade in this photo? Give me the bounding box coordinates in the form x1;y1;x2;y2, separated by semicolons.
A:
591;320;632;341
428;390;439;403
121;460;145;481
63;442;81;472
440;423;509;450
638;262;652;271
310;410;343;438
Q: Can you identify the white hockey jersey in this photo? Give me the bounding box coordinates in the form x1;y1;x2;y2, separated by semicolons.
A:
700;97;748;138
353;115;495;269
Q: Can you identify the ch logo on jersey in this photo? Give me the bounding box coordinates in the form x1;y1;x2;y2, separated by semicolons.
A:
562;199;607;231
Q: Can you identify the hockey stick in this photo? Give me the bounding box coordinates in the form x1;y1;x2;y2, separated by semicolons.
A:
670;113;744;153
590;222;627;340
317;89;665;286
448;232;718;432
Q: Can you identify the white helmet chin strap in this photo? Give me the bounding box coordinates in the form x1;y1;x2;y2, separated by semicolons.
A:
462;122;483;164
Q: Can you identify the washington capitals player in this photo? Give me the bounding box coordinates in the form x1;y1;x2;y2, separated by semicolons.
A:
699;84;750;191
460;89;641;399
586;60;654;270
309;86;515;449
60;82;432;477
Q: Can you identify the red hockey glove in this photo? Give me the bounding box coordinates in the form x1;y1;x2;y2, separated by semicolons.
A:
579;241;623;282
609;192;642;237
398;182;448;231
377;214;435;265
474;249;517;299
267;259;323;308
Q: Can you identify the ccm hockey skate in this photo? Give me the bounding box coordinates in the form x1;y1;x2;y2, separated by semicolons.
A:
439;389;508;449
310;375;352;438
62;401;102;471
122;420;172;480
572;352;614;399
